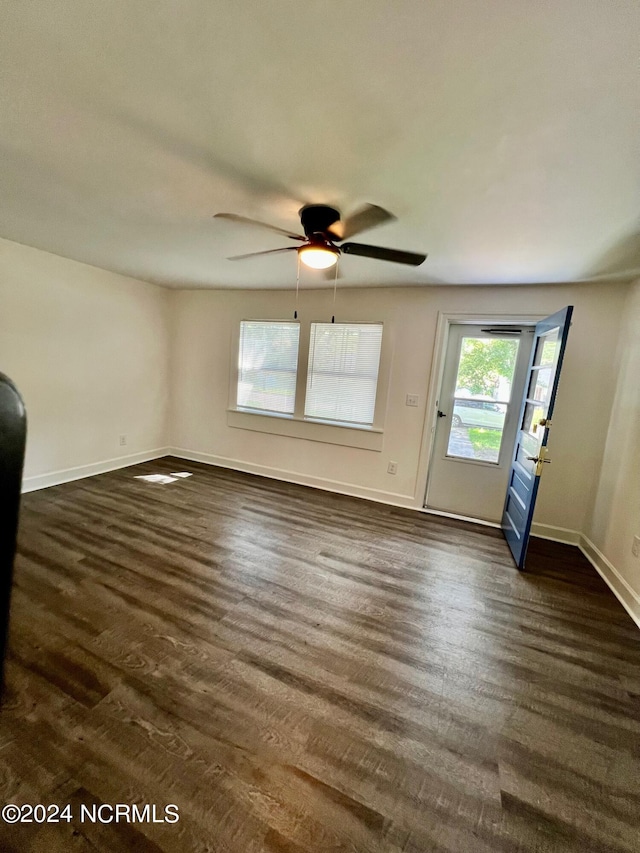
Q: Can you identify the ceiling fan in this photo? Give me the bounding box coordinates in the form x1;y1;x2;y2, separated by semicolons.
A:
214;204;427;270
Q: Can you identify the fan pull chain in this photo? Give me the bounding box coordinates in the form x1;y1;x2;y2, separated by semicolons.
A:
331;258;339;323
294;253;301;319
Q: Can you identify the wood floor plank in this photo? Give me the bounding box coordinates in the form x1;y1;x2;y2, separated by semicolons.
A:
1;456;638;852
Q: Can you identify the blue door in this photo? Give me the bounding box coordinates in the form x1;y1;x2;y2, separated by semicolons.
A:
501;306;573;569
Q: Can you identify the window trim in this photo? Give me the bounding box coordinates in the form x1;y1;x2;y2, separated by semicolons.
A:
228;317;390;451
227;407;384;450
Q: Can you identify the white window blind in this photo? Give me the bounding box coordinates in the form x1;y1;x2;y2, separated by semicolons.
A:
305;323;383;426
237;321;300;415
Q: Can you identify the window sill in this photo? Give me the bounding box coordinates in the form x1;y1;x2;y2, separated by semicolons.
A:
227;408;384;450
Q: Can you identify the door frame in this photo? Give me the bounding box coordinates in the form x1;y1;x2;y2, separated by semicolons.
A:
416;312;545;520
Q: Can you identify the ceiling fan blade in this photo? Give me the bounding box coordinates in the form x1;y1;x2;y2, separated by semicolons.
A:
227;247;299;261
214;213;305;241
341;242;427;266
329;204;396;241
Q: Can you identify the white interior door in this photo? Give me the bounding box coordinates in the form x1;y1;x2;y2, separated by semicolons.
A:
425;323;534;522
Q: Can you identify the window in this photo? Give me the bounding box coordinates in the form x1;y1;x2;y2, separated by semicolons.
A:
237;321;300;415
304;323;383;426
232;320;385;446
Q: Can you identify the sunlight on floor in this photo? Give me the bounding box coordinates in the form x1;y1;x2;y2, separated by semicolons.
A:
134;472;193;485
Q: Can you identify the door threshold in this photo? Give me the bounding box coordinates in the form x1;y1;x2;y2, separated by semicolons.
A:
422;508;501;529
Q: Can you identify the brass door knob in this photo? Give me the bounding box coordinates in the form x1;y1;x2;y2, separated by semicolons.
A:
527;454;551;475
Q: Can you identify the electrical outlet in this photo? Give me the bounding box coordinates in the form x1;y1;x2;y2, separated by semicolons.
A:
387;461;398;475
119;435;127;447
632;536;640;558
406;394;419;407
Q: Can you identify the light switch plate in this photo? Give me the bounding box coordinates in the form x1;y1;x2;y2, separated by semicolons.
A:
406;394;419;407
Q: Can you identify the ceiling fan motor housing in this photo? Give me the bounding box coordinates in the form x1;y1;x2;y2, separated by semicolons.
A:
299;204;341;239
217;203;426;266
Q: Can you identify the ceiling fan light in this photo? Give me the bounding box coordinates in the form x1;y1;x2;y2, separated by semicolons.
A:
299;246;339;269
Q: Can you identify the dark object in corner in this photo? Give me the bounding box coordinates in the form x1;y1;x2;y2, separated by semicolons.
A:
0;373;26;697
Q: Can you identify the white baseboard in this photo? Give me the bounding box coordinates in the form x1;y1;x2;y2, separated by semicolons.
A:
423;508;501;528
528;523;639;629
579;536;640;629
22;447;171;493
530;522;582;545
168;447;417;510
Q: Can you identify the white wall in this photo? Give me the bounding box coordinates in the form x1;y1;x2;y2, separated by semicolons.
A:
2;241;636;623
169;281;627;536
584;278;640;623
0;238;170;488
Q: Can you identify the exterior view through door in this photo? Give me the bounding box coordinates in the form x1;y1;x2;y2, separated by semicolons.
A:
425;323;534;523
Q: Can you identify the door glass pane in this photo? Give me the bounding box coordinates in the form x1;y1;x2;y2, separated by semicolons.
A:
520;431;539;458
527;365;552;404
533;328;559;366
447;336;520;464
522;401;546;436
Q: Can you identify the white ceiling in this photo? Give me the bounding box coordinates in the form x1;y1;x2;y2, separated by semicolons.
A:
1;1;639;289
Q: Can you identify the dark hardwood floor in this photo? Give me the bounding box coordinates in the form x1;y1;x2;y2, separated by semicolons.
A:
1;457;639;852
